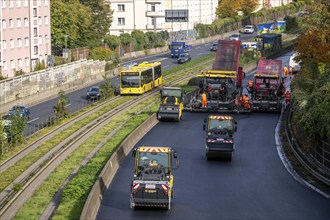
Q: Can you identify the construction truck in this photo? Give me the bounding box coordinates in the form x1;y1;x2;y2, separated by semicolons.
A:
250;59;283;112
203;115;237;161
157;87;184;122
185;40;246;113
130;146;179;210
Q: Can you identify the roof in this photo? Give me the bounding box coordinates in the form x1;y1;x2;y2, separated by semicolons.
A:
209;115;233;120
138;146;170;153
137;61;161;68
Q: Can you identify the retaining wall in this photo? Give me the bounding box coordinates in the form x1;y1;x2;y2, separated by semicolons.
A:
80;114;158;220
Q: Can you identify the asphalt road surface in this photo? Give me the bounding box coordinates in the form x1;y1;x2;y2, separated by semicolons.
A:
96;112;330;219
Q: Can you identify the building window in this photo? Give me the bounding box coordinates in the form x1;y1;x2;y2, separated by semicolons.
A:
44;16;48;25
2;40;6;49
9;19;13;28
16;0;21;7
24;0;28;6
25;57;29;66
38;16;42;25
24;18;28;26
2;0;6;8
44;0;48;6
118;4;125;12
33;8;37;17
9;0;13;7
38;0;41;6
3;61;7;70
118;18;125;25
151;18;155;25
39;35;42;44
18;59;22;68
17;18;21;27
17;38;22;47
151;5;156;12
2;19;6;29
10;39;14;48
34;28;37;37
10;60;15;69
25;37;29;46
34;46;38;55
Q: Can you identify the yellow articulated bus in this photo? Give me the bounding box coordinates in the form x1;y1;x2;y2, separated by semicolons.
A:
120;62;163;95
137;61;163;87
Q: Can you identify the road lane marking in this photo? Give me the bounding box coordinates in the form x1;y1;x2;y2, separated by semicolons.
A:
28;117;39;124
65;103;71;107
150;57;168;62
195;46;201;49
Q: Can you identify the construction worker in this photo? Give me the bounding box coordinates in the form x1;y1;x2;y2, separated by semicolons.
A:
289;66;293;79
248;80;253;92
243;94;250;110
234;95;239;110
201;91;207;108
285;91;291;106
283;65;288;80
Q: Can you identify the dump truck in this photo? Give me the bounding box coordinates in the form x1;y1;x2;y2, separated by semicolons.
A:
130;146;179;210
185;40;246;113
203;115;237;161
157;87;184;122
170;42;192;58
250;59;283;112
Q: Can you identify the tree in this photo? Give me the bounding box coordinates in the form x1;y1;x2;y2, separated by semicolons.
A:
215;0;240;18
131;30;149;51
104;35;121;51
99;73;115;99
53;90;70;120
80;0;114;44
8;113;27;146
119;33;133;53
239;0;259;16
89;47;114;62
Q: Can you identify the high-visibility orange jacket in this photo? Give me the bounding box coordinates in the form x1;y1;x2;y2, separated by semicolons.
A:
283;66;288;76
201;93;207;101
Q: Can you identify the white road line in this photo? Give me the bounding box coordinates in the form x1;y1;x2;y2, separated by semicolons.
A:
28;117;39;123
195;46;201;49
65;103;71;107
150;57;168;62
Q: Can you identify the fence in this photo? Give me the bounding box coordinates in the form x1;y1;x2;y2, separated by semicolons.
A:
0;59;106;106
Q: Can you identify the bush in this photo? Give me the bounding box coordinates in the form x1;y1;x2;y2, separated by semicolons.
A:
284;16;298;30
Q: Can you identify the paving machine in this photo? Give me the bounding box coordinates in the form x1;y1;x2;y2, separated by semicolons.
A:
203;115;237;161
130;146;179;210
157;87;184;122
250;59;283;112
185;40;247;113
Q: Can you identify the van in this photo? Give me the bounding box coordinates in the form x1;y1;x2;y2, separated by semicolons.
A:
289;52;301;73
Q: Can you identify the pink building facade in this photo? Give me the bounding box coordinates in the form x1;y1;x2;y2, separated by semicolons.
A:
0;0;51;78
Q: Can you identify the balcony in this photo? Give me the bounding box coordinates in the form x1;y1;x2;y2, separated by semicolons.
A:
146;11;164;17
146;0;161;4
146;24;161;30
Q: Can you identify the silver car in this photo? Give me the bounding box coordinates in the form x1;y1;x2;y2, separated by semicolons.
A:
229;33;241;41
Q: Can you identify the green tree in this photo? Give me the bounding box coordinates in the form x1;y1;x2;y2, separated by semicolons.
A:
53;90;70;120
80;0;113;44
89;47;114;62
8;113;27;146
131;30;149;50
104;35;121;51
99;73;115;99
119;33;133;53
0;118;7;155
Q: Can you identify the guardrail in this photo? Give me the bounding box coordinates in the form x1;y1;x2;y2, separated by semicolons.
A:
80;114;159;220
284;106;330;186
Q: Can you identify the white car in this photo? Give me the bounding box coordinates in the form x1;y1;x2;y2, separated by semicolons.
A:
229;33;241;41
244;25;255;34
289;52;301;73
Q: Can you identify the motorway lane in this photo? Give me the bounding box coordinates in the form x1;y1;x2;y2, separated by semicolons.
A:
96;112;330;219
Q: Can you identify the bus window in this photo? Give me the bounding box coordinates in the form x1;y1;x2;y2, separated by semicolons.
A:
154;65;162;79
121;72;140;88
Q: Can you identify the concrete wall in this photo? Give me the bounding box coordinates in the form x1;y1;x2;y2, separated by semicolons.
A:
80;114;159;220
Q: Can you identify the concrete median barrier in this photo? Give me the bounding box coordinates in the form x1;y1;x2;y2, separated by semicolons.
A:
80;114;158;220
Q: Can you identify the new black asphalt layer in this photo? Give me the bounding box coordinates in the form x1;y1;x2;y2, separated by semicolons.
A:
96;113;330;219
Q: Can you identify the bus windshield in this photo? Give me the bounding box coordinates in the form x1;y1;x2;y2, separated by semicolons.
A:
172;44;183;50
121;72;140;88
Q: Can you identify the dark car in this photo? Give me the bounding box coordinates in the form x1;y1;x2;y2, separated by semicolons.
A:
177;53;191;64
210;43;218;51
87;86;101;100
8;105;30;119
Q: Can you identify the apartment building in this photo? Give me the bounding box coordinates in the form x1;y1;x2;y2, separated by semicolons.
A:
257;0;293;10
108;0;218;36
0;0;51;78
